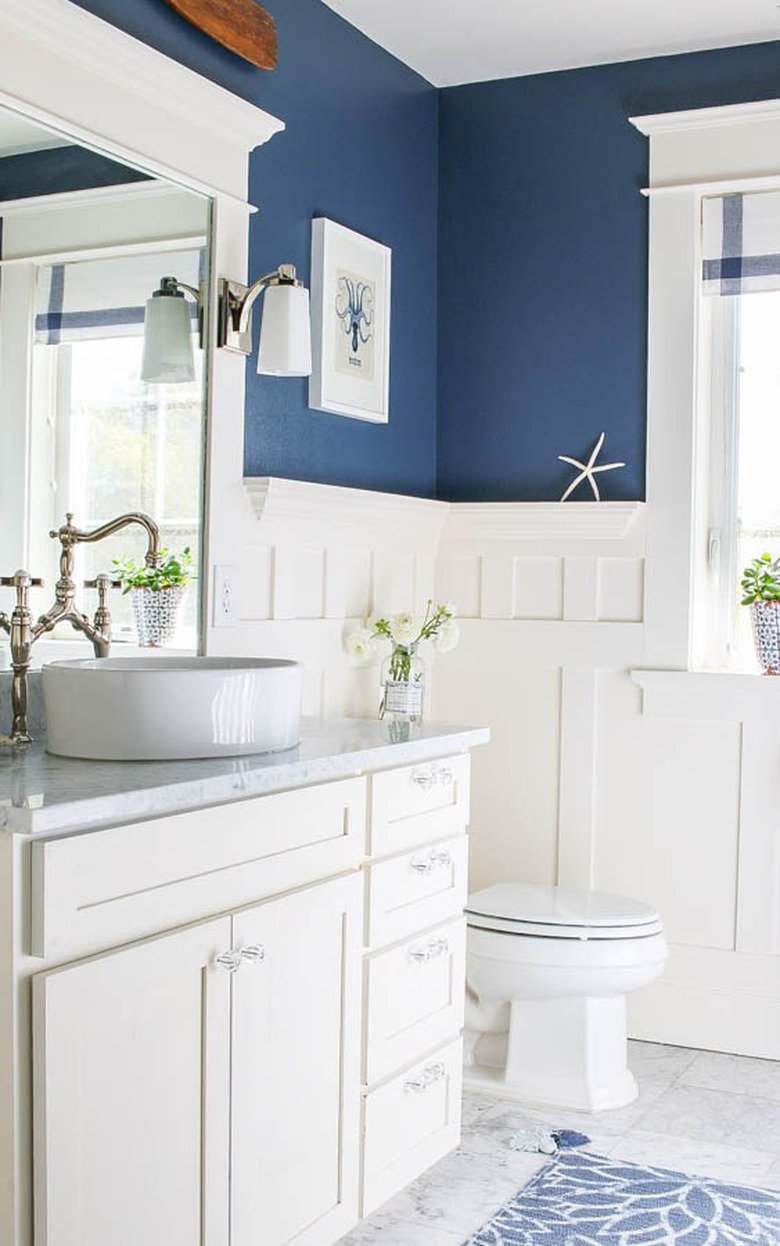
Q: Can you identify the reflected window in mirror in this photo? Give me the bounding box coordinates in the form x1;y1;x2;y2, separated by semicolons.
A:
0;107;211;658
28;247;205;648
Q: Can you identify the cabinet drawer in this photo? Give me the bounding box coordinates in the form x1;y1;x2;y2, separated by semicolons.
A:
369;754;470;857
366;834;468;950
31;777;366;959
361;1038;462;1218
364;917;466;1085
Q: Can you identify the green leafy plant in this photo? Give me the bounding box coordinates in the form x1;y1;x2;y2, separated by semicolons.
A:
345;600;459;680
112;546;193;595
740;552;780;605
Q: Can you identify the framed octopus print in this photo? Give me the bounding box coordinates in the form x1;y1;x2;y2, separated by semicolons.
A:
309;217;392;423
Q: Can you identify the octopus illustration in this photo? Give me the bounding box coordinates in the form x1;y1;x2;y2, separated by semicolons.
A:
335;275;374;353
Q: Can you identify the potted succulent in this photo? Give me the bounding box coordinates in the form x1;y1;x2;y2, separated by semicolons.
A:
113;546;193;647
740;552;780;674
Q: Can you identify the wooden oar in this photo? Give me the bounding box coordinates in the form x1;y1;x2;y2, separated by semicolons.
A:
163;0;277;69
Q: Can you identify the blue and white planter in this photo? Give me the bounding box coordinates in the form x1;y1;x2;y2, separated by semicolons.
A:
131;585;186;648
750;600;780;674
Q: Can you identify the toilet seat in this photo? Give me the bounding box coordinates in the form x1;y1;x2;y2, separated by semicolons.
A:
465;883;663;941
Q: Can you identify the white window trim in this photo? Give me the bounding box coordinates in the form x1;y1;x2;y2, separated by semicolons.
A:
630;100;780;672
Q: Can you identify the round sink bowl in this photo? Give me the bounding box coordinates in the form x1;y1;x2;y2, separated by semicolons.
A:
42;656;303;761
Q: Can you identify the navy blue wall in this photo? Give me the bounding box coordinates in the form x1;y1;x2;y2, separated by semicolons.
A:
70;0;439;497
437;42;780;501
0;147;149;199
59;8;780;501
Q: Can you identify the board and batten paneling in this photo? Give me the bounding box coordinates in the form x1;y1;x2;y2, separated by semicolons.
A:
222;479;779;1057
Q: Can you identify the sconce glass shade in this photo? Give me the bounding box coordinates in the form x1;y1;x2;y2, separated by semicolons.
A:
141;284;196;384
257;282;312;376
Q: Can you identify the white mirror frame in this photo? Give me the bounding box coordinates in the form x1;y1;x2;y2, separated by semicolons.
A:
0;0;284;656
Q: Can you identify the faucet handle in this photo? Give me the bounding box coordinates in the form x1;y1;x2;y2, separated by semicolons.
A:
84;576;122;590
1;571;44;589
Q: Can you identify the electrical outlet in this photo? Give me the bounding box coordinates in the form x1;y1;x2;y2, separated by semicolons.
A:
212;565;238;627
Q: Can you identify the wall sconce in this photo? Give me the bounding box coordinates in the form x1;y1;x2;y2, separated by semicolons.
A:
141;276;201;384
218;262;312;376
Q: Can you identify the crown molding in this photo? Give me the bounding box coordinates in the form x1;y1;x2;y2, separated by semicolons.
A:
0;0;283;201
631;98;780;137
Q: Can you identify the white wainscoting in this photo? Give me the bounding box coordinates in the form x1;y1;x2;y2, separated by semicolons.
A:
219;478;779;1058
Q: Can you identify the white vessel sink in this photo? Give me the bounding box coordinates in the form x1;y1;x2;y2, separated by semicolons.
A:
42;656;303;761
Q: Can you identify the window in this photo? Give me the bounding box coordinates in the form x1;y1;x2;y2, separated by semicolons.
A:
699;191;780;670
28;249;204;646
630;100;780;676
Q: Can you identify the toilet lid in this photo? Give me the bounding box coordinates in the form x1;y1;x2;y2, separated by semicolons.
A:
465;883;663;940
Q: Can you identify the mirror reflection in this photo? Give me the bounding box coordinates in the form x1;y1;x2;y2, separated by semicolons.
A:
0;107;210;653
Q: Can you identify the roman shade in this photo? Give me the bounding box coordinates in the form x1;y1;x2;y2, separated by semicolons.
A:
35;248;203;344
702;191;780;296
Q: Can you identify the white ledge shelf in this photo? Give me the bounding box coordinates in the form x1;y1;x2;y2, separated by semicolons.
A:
442;501;644;543
243;476;449;549
632;668;780;722
244;480;644;548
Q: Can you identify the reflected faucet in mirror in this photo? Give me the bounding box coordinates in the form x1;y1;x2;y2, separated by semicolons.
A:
0;510;161;744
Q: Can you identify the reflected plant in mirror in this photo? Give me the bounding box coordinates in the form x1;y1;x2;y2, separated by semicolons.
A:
0;105;210;657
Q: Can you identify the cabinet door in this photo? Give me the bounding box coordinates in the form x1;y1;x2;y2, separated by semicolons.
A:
230;873;362;1246
33;916;232;1246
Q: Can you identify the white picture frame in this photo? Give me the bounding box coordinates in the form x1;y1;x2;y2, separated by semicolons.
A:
309;217;391;423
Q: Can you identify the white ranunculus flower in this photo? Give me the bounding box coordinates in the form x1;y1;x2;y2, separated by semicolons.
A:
440;601;457;619
433;619;460;654
389;613;418;645
344;628;376;660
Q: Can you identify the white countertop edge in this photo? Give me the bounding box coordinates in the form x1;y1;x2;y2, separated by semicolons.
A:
0;718;490;838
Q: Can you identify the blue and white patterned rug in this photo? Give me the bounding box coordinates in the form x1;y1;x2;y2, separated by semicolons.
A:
463;1150;780;1245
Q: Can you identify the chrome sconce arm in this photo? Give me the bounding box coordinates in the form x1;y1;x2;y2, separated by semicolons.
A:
217;262;312;375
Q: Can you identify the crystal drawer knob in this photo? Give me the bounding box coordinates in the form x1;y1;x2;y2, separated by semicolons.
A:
239;943;265;964
214;950;242;974
404;1062;446;1093
409;850;452;874
411;766;453;790
408;938;449;964
214;945;266;973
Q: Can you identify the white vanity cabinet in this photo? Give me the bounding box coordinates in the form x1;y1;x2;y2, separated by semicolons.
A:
29;779;365;1246
360;753;471;1216
1;725;487;1246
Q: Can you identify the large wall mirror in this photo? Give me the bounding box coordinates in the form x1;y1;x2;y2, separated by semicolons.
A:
0;105;211;655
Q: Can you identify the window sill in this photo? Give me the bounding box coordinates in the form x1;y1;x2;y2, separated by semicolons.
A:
631;668;780;721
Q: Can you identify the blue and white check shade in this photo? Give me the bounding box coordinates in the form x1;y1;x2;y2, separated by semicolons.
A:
702;191;780;296
34;247;205;344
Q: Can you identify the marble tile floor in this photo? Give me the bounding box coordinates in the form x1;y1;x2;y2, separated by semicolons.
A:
338;1041;780;1244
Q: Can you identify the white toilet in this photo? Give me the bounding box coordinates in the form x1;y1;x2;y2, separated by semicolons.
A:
464;882;668;1111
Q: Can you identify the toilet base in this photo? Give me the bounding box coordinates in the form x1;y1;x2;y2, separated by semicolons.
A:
465;995;638;1112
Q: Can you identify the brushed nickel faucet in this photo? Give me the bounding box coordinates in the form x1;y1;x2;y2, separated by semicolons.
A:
0;511;161;744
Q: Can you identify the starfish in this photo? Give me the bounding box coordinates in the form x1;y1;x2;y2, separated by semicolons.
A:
558;432;625;502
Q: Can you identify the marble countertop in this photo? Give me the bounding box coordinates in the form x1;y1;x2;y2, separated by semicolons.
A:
0;717;489;838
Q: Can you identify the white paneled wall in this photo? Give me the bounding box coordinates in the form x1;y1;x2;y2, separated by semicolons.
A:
216;478;780;1058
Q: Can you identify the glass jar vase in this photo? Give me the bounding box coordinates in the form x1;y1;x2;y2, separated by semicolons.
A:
379;646;425;722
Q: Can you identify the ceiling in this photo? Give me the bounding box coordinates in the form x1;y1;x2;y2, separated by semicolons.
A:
321;0;780;88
